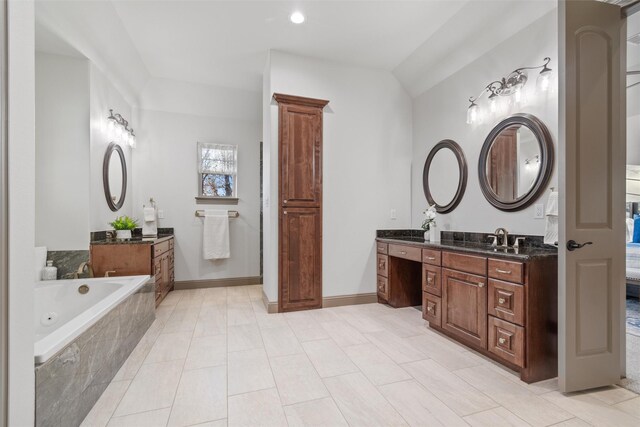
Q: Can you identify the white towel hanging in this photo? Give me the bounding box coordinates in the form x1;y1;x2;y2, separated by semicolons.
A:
203;209;230;260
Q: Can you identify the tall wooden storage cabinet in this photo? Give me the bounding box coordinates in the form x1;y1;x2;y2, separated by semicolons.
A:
274;93;329;312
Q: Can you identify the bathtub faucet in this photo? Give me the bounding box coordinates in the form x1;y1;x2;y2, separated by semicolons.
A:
73;262;93;279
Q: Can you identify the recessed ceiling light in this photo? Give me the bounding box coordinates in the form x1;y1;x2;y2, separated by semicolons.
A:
290;11;305;24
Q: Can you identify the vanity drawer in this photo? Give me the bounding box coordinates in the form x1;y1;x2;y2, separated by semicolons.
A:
422;264;441;296
169;238;174;250
153;240;170;258
488;316;525;368
377;275;389;300
442;252;487;276
422;292;441;327
422;249;441;266
377;254;388;277
488;279;525;326
488;259;524;284
376;242;388;254
388;244;422;262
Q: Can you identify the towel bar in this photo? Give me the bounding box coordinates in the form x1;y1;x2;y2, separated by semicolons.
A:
195;210;239;218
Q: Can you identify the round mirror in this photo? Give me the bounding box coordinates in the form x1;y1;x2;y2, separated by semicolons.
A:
423;139;467;213
478;114;553;211
103;142;127;211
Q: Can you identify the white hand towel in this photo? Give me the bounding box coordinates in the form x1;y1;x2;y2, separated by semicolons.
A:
544;191;559;245
143;206;156;222
203;209;230;260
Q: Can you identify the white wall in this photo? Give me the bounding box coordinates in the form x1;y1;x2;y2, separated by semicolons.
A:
35;52;90;250
133;79;262;282
412;10;558;236
89;63;133;231
8;0;35;424
263;51;413;301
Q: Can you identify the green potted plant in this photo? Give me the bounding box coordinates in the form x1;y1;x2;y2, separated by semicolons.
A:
109;216;139;240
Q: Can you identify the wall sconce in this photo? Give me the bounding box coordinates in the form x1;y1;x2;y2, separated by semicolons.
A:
466;57;552;125
107;109;137;148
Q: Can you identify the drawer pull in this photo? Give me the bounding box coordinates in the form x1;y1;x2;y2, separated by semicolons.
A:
498;337;507;345
496;268;512;274
399;251;407;255
427;277;433;283
426;256;436;261
478;282;485;288
378;261;386;269
498;297;506;304
378;246;384;251
427;306;434;312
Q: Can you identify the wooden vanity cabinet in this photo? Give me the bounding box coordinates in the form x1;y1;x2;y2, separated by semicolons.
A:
375;238;557;383
90;236;175;307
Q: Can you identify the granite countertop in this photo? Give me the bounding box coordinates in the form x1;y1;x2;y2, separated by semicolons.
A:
90;228;175;245
376;229;557;260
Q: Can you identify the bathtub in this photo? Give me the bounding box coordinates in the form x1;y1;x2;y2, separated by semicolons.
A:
34;275;150;364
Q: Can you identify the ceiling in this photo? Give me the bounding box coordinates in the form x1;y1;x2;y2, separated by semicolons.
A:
35;0;558;101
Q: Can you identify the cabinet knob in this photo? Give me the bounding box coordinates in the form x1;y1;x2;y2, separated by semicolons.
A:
284;200;288;204
498;297;506;304
284;211;288;215
498;337;507;345
427;306;434;312
427;277;433;283
478;282;485;288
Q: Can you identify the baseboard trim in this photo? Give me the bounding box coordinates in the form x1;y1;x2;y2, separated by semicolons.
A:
175;276;262;290
261;291;378;313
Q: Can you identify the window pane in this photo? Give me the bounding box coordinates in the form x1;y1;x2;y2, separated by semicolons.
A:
202;173;234;197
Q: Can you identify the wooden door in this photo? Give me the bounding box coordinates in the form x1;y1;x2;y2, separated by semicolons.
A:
280;208;322;311
442;268;488;349
487;128;517;200
558;0;626;392
275;94;328;312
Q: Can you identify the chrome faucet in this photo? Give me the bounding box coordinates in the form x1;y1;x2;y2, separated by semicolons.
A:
494;228;510;248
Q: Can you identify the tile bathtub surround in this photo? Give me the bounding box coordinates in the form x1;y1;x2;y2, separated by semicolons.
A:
35;282;155;427
46;250;90;279
84;286;640;427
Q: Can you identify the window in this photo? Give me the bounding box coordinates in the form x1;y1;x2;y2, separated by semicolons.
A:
198;142;237;198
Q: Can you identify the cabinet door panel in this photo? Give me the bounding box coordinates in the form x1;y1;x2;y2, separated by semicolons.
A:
422;264;442;296
280;208;322;311
442;268;488;349
280;105;322;208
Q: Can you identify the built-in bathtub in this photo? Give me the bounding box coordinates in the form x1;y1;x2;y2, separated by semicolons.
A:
34;275;155;427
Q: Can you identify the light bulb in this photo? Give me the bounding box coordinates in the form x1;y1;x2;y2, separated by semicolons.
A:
466;103;478;125
489;95;498;114
537;68;551;92
130;135;137;149
290;11;305;24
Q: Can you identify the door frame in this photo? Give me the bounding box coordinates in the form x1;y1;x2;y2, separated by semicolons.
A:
0;0;8;423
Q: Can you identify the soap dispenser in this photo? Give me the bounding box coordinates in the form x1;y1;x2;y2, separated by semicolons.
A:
42;260;57;281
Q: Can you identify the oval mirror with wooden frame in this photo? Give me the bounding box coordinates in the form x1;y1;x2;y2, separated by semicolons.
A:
423;139;468;213
478;113;554;211
103;142;127;212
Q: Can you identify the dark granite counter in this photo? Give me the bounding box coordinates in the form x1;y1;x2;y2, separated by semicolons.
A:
91;227;175;245
376;229;557;261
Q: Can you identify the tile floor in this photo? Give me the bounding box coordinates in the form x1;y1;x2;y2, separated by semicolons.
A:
80;285;640;427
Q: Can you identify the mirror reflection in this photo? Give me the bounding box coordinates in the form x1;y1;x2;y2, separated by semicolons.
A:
108;149;124;205
485;124;541;203
103;142;127;211
428;149;460;207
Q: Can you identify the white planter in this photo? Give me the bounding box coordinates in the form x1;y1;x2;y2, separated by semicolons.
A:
424;230;430;241
430;225;439;242
116;230;132;239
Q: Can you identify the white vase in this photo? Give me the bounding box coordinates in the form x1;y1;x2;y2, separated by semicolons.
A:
430;225;439;242
116;230;132;239
424;230;430;241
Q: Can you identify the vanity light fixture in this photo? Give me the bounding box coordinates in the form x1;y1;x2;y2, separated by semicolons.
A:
466;57;553;125
107;109;136;148
290;11;305;24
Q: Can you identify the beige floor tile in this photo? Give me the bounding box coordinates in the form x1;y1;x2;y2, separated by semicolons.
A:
335;312;387;334
585;385;639;405
270;354;329;405
247;284;264;300
201;287;228;306
363;330;427;364
548;418;593;427
226;286;251;299
194;306;228;337
284;397;348;427
323;372;408;426
293;325;331;342
107;408;171;427
344;342;412;386
160;291;183;307
408;334;484;371
303;339;358;378
284;310;318;329
463;407;530;427
320;320;368;347
228;348;275;395
542;391;640;427
80;380;131;427
167;366;227;427
228;388;287;427
227;299;256;326
403;359;498;416
112;339;154;382
481;361;558;395
163;308;199;333
260;325;304;357
185;334;227;371
253;306;289;330
227;324;263;352
113;360;183;417
614;396;640;418
156;305;176;325
379;379;467;427
144;332;192;364
189;420;227;427
378;313;430;338
455;365;573;426
308;308;341;323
